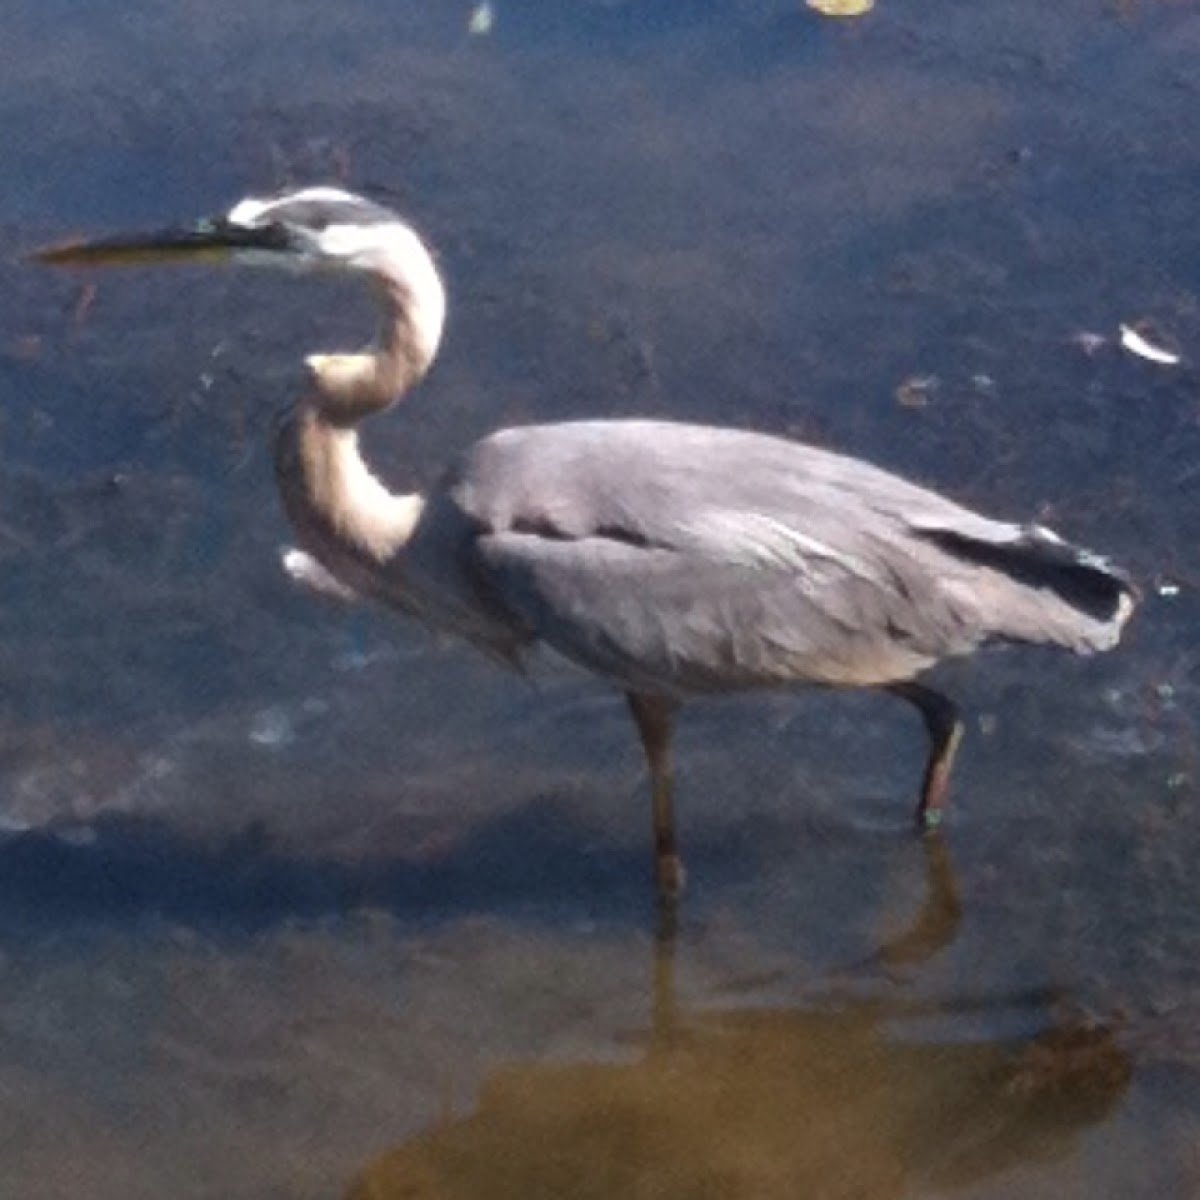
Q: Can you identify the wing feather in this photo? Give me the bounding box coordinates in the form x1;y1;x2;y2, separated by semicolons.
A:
440;420;1132;694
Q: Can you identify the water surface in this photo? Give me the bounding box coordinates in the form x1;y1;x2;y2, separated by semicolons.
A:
1;1;1198;1197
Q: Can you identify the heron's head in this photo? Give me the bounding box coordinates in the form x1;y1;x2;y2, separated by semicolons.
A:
34;186;447;401
35;186;435;278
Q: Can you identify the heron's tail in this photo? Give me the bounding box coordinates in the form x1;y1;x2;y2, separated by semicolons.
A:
918;525;1137;653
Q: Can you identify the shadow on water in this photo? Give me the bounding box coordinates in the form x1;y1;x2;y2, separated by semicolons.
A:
344;847;1129;1200
0;792;829;939
0;763;969;946
0;802;659;937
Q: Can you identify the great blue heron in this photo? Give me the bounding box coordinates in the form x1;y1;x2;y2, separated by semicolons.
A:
36;186;1137;900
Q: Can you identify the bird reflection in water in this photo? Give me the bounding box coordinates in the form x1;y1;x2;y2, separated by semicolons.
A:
345;840;1130;1200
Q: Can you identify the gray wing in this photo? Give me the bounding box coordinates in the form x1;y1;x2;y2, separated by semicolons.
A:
473;529;941;694
443;421;1132;697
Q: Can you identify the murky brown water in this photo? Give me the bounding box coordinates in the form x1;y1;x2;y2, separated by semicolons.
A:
1;0;1198;1197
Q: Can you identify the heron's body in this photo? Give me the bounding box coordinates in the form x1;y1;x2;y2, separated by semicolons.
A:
280;413;1128;696
36;186;1137;903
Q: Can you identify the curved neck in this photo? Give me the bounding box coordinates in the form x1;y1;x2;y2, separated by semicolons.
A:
307;244;446;425
275;228;443;589
276;404;424;579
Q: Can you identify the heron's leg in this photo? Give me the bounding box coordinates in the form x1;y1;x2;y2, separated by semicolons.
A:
886;682;964;831
626;692;685;901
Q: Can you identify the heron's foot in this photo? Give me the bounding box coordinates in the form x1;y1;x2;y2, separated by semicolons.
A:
656;852;687;899
887;682;963;835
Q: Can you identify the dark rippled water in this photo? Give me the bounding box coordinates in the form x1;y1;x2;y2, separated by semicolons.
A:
1;2;1198;1197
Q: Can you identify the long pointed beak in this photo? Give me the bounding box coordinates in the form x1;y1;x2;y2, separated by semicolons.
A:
32;218;293;268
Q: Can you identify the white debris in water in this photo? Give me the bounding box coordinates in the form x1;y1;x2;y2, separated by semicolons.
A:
281;546;359;603
1071;724;1164;761
468;2;494;35
1119;323;1181;366
248;706;295;749
1070;330;1107;356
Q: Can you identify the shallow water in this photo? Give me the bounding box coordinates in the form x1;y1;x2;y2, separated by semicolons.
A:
1;1;1199;1197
